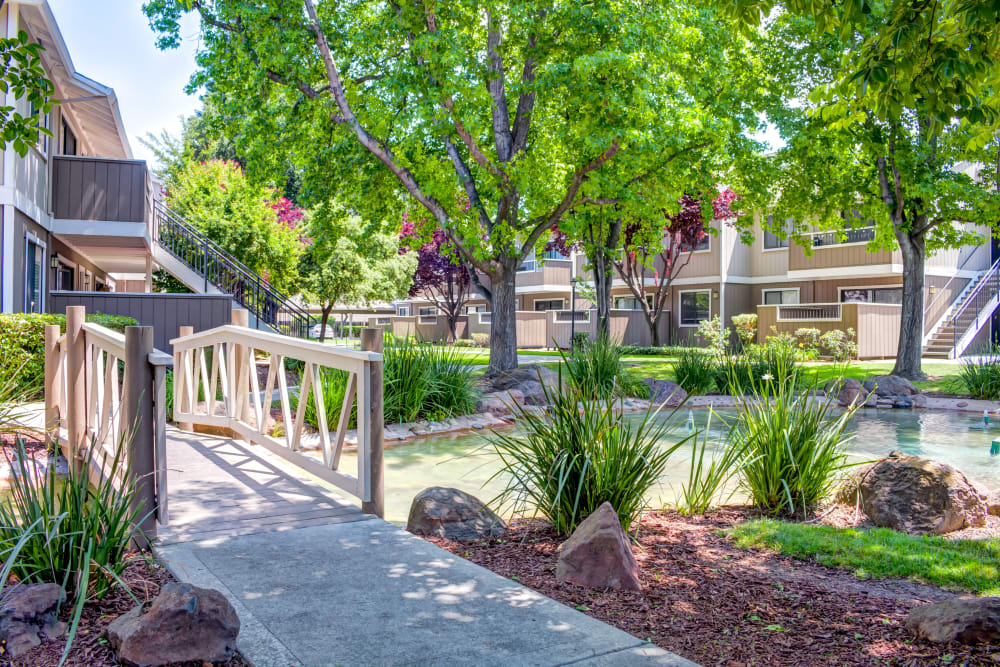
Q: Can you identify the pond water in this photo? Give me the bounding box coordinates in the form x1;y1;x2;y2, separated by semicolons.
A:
339;408;1000;525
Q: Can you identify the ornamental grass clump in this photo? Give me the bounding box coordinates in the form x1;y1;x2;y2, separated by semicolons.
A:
487;375;690;534
560;334;649;400
673;347;716;395
677;410;745;516
727;358;858;517
959;345;1000;400
382;334;478;423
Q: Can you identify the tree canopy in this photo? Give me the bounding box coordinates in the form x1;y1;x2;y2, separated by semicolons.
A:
0;30;54;157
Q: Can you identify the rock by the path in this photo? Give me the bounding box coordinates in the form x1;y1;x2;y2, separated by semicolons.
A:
906;597;1000;644
0;583;65;658
485;364;562;405
987;490;1000;517
825;378;869;407
105;583;239;667
406;487;507;540
864;375;920;397
556;502;641;591
644;379;687;407
859;451;988;535
475;389;525;417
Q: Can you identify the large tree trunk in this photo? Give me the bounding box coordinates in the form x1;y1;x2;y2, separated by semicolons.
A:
446;314;458;343
892;229;926;379
593;253;613;339
487;266;518;376
648;312;661;347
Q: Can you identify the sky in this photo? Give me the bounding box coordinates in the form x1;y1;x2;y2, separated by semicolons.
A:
48;1;203;165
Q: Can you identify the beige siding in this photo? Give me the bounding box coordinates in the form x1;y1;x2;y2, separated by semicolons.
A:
924;275;970;335
749;215;791;278
515;260;572;287
789;241;897;270
721;221;751;278
926;232;991;272
756;303;900;359
14;149;47;214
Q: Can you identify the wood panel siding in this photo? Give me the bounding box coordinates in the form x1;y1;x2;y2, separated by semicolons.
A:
789;241;896;271
49;292;234;355
923;275;970;335
515;260;573;287
14;149;47;213
52;156;149;222
756;303;900;359
515;311;549;347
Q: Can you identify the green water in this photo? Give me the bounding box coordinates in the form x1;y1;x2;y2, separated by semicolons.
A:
340;408;1000;525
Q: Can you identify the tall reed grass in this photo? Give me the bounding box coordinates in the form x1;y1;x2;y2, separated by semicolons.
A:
959;345;1000;400
561;335;650;400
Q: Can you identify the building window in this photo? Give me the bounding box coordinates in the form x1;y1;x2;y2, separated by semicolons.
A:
56;263;74;291
465;304;486;314
533;299;564;311
763;216;792;249
418;306;436;316
517;250;536;273
62;119;77;156
679;290;711;326
396;305;410;316
542;248;567;260
678;230;710;253
840;287;902;304
24;236;45;313
762;288;799;305
614;295;651;311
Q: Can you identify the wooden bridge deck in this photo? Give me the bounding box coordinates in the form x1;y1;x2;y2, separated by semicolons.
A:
155;427;372;545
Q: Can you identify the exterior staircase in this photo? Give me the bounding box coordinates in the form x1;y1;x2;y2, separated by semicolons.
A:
150;200;313;338
923;259;1000;359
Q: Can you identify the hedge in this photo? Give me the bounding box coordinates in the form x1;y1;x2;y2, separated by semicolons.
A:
0;312;137;401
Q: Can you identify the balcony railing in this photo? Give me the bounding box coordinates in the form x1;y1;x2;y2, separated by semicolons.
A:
51;155;151;224
806;227;876;247
777;304;843;321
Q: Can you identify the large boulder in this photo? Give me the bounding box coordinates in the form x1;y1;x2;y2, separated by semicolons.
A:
486;365;562;405
0;583;65;658
859;451;988;535
906;597;1000;644
105;583;240;667
824;378;869;407
987;490;1000;517
406;487;507;540
475;389;525;418
863;375;920;397
644;379;687;407
556;502;641;591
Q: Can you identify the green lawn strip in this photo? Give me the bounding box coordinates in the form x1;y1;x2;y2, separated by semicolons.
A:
728;519;1000;595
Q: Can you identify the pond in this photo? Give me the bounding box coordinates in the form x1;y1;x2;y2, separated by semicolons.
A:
338;408;1000;525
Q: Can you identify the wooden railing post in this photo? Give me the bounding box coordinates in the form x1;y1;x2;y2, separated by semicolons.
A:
43;324;62;448
65;306;86;473
231;309;250;440
124;326;157;543
175;325;194;431
360;327;384;518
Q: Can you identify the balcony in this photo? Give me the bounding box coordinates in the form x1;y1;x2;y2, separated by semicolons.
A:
756;302;901;358
788;227;899;272
51;155;152;224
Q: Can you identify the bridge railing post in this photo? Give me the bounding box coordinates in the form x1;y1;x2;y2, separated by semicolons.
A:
124;325;157;544
43;324;62;449
231;309;251;440
360;327;384;518
65;306;86;474
175;325;194;431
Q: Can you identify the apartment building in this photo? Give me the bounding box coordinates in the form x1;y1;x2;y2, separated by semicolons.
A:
0;0;155;315
394;216;999;359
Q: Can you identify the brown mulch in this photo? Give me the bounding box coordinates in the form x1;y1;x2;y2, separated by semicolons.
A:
8;558;250;667
426;509;998;667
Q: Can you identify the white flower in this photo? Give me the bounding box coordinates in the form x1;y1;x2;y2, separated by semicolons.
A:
761;373;774;381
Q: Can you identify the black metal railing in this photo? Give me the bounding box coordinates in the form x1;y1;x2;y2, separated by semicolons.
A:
809;227;877;247
153;200;314;339
951;258;1000;354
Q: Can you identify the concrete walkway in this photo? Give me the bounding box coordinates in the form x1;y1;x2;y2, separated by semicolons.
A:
155;428;697;667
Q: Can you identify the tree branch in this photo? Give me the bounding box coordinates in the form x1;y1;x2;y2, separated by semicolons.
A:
486;11;514;162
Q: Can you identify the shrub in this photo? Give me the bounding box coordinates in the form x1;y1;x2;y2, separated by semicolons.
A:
617;345;686;356
471;332;490;347
0;313;137;400
382;335;478;423
819;328;858;361
571;331;589;352
713;341;798;395
487;378;690;534
451;338;478;347
694;315;728;354
794;327;821;356
673;347;716;394
291;367;357;430
727;359;858;517
959;345;1000;400
562;336;651;399
731;313;758;349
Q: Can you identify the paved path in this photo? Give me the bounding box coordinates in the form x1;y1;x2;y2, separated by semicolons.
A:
155;428;697;667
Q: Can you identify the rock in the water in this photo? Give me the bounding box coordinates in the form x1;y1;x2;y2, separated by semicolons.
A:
825;378;869;407
406;487;507;540
863;375;920;397
893;397;913;409
987;490;1000;517
475;389;525;417
105;583;239;667
486;365;561;405
644;379;687;407
906;597;1000;644
556;502;641;591
911;393;928;408
0;583;65;658
860;451;988;535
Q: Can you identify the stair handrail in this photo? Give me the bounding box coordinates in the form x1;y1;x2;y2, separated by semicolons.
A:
950;256;1000;353
153;200;314;336
923;246;990;322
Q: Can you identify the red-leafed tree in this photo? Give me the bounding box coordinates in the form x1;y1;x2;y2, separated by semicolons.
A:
612;189;737;346
401;220;472;342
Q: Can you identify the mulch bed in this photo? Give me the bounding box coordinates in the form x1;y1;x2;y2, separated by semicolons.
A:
10;558;250;667
426;509;999;666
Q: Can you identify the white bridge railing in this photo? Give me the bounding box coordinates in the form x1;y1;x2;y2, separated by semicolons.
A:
170;321;385;515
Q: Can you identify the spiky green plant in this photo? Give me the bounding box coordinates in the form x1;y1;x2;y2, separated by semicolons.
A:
561;334;650;399
676;409;744;515
959;345;1000;400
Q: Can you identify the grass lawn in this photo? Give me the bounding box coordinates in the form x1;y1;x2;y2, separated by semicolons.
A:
728;519;1000;595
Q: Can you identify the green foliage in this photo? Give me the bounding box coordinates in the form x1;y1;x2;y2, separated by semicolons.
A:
677;410;744;516
487;379;690;534
0;437;148;608
727;361;857;516
0;313;137;401
959;346;1000;400
731;313;758;349
561;336;649;400
694;316;729;354
299;202;415;335
470;333;490;348
729;520;1000;595
165;159;303;294
451;338;479;348
819;328;858;361
0;30;55;157
673;348;716;395
794;328;820;355
616;345;686;357
383;336;479;424
291;368;356;431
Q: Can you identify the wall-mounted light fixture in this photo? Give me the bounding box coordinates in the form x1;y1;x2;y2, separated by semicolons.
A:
50;253;60;270
712;290;720;299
